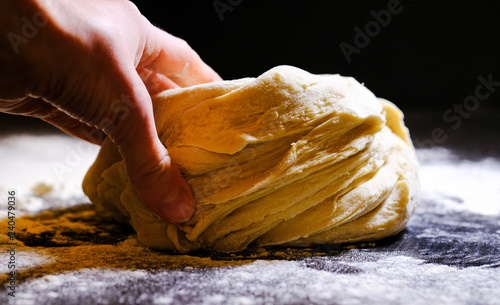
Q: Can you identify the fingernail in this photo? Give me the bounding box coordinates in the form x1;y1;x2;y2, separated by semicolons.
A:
158;188;195;224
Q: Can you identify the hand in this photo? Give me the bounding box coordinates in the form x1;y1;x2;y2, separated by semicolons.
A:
0;0;222;223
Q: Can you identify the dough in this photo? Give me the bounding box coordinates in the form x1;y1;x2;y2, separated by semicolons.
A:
82;66;419;253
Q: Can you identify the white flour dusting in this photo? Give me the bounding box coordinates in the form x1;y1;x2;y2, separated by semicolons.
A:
0;134;99;214
7;256;500;305
417;148;500;216
1;134;499;305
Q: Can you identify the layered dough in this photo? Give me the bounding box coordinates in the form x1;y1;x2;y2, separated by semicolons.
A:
83;66;419;253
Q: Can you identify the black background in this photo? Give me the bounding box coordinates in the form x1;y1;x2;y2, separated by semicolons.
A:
132;0;500;113
1;0;499;133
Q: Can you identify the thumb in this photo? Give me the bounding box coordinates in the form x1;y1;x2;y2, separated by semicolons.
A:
110;76;195;224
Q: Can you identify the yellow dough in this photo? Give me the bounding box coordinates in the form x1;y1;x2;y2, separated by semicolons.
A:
83;66;419;253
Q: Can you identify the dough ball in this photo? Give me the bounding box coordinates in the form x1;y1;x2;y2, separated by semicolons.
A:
82;66;419;253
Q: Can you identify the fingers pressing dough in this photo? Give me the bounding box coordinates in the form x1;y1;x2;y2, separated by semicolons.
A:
82;66;419;253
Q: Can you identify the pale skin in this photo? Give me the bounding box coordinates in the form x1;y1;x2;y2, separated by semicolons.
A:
0;0;222;223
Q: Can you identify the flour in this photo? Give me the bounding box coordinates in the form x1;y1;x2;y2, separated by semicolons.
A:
0;134;99;214
417;148;500;216
5;255;500;305
1;132;499;305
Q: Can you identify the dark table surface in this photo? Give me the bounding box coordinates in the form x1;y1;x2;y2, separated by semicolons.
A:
1;111;499;305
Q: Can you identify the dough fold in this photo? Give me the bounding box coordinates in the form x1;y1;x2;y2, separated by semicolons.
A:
83;65;419;253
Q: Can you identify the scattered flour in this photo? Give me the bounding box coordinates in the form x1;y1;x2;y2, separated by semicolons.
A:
0;134;99;214
5;256;499;305
1;134;499;305
417;148;500;216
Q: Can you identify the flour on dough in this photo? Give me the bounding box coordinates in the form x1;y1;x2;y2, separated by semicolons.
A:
83;66;419;253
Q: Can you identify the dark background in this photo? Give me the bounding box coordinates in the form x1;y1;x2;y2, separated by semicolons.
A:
1;0;499;141
132;0;500;113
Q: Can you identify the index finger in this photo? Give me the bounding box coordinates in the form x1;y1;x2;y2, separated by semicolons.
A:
139;27;222;87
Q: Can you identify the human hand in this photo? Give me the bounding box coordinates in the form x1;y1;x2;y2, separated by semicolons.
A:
0;0;222;223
